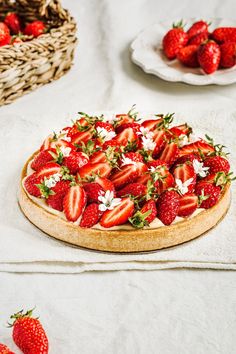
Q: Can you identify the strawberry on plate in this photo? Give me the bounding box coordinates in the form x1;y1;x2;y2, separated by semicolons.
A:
212;27;236;44
178;193;198;217
80;203;103;228
63;185;87;221
188;31;209;46
220;42;236;68
0;343;15;354
187;20;209;39
100;197;134;228
162;20;188;59
177;45;199;67
156;190;180;225
198;41;221;74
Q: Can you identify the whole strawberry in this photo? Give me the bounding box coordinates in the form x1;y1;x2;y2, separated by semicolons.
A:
220;42;236;68
83;182;105;203
162;20;188;60
46;180;71;211
212;27;236;44
116;183;146;198
198;41;221;74
0;343;15;354
204;156;230;174
188;31;209;46
9;308;49;354
195;182;221;209
0;22;11;46
80;203;103;228
31;149;55;171
156;190;180;225
4;12;22;34
24;173;41;197
63;151;89;174
187;20;209;39
24;21;46;38
177;45;199;67
129;199;157;228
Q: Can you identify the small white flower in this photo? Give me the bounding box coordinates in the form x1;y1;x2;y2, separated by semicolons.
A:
98;190;122;211
142;136;156;151
96;127;116;142
44;173;61;188
137;126;154;139
148;166;157;173
121;155;137;167
62;136;71;142
176;178;194;195
178;134;189;147
193;159;209;178
60;146;71;157
103;114;118;124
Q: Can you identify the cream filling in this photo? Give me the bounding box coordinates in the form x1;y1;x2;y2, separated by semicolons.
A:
23;159;204;231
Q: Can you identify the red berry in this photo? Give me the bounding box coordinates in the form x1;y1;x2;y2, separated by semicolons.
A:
24;20;46;37
220;42;236;68
24;173;41;197
177;45;199;67
100;197;134;228
156;190;180;225
129;199;157;228
31;149;55;171
116;183;146;198
163;22;188;60
63;185;87;222
80;203;103;228
188;31;209;46
0;22;11;46
83;182;105;203
204;156;230;174
195;182;221;209
187;20;209;39
46;180;71;211
0;343;15;354
198;41;221;74
63;151;89;174
178;193;198;217
212;27;236;44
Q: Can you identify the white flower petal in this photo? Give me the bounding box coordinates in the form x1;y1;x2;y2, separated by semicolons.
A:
98;204;107;211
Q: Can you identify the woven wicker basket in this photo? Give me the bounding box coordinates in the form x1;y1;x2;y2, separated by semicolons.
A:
0;0;77;105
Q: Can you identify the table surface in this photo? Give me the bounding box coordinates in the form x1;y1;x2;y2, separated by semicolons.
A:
1;1;236;353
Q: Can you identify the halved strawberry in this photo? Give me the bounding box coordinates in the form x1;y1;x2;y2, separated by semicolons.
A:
136;173;151;185
100;197;134;228
179;140;215;158
63;185;87;222
115;114;134;127
172;162;196;193
95;121;114;132
141;118;162;131
115;127;138;145
24;173;41;197
152;129;167;156
152;166;175;195
31;149;55;171
116;122;140;134
178;193;198;217
120;152;144;165
159;142;179;167
174;153;201;165
71;127;94;145
90;151;107;164
129;199;157;228
195;182;221;209
168;123;192;138
37;162;61;179
67;118;90;137
63;151;89;174
116;183;147;198
110;164;140;189
147;159;167;169
78;162;112;179
80;203;103;228
50;139;75;151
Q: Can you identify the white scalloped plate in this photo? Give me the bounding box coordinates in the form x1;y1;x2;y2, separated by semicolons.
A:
130;18;236;85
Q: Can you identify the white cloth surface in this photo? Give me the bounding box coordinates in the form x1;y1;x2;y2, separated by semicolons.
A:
0;0;236;353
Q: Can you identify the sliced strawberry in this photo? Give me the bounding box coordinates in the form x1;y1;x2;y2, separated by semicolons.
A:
63;152;89;174
136;173;151;185
141;118;162;131
37;162;61;179
31;149;55;171
178;193;198;217
90;151;107;164
174;153;201;165
63;185;87;222
179;140;215;158
120;152;144;165
100;197;134;228
80;203;103;228
111;164;140;189
168;123;192;138
83;183;105;203
24;173;41;197
71;127;94;145
46;180;71;211
152;166;175;195
115;114;134;127
147;159;167;169
95;121;114;132
116;183;147;198
78;162;112;179
95;177;115;192
67;118;90;137
115;127;138;145
116;122;140;134
50;139;75;151
172;162;196;193
129;199;157;228
152;129;167;156
156;190;180;225
159;142;179;167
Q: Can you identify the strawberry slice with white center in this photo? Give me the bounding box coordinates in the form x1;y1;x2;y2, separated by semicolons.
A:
37;162;61;179
179;140;215;158
78;162;112;179
100;197;134;228
71;127;94;145
111;163;144;189
115;114;134;127
50;139;75;151
152;166;175;195
95;176;115;192
141;118;162;131
152;129;167;155
172;162;196;193
115;127;138;145
90;151;107;164
63;185;87;222
168;123;192;138
178;193;198;217
159;142;179;167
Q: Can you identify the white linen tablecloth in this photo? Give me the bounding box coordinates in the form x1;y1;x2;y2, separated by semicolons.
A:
0;0;236;353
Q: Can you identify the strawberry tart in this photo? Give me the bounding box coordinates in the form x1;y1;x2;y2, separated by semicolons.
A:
18;107;233;252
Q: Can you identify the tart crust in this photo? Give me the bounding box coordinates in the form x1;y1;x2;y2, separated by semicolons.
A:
18;153;231;253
